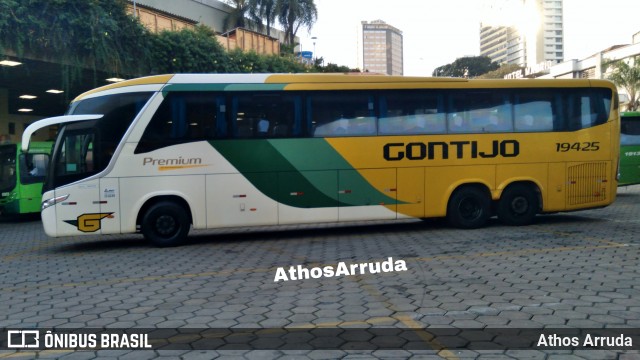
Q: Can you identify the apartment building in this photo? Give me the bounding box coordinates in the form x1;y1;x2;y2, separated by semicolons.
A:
361;20;403;75
480;0;564;67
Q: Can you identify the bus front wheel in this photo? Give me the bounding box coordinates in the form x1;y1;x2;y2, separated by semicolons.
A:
497;184;538;226
447;186;491;229
142;201;190;247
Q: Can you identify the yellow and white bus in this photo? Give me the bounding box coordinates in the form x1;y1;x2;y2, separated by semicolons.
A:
23;74;619;246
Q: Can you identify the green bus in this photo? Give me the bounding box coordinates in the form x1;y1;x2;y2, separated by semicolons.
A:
0;142;52;215
620;112;640;186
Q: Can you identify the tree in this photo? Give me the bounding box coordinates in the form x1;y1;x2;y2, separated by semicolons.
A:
605;56;640;111
433;56;499;78
476;63;524;79
0;0;153;91
0;0;348;80
151;26;229;73
249;0;277;37
223;0;250;31
276;0;317;47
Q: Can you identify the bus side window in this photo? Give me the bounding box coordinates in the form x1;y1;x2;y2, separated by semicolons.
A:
309;92;376;137
0;146;16;190
566;90;601;131
580;95;594;129
449;91;512;133
574;89;612;129
514;92;555;132
621;115;640;146
136;92;220;153
378;90;445;135
231;92;298;139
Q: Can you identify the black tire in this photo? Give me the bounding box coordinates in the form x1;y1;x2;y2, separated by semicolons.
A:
447;186;491;229
497;184;539;226
142;201;190;247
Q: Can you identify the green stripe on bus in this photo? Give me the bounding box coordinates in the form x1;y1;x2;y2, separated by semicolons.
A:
162;83;286;95
209;139;398;208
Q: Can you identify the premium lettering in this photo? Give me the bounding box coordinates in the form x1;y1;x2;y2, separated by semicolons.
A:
143;156;202;166
383;140;520;161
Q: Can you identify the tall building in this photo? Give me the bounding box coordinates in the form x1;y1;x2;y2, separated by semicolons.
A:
480;25;524;65
361;20;403;75
480;0;564;67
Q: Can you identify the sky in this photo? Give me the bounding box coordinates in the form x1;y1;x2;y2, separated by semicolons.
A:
298;0;640;76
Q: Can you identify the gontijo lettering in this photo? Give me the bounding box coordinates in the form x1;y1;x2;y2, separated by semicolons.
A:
383;139;520;161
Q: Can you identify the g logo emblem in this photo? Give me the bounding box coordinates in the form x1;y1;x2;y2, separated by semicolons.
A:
64;213;113;232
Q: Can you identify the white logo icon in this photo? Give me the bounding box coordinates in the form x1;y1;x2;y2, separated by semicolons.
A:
7;330;39;348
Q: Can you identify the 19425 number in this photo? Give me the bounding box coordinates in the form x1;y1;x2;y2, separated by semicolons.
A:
555;142;600;152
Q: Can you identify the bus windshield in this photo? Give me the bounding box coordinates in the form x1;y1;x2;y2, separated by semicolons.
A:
46;92;153;191
0;145;16;194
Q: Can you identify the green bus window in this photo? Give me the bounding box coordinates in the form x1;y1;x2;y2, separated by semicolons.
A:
0;145;16;194
621;115;640;146
379;91;446;135
310;92;376;137
19;153;49;185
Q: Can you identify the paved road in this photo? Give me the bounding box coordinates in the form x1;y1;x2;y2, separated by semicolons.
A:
1;186;640;359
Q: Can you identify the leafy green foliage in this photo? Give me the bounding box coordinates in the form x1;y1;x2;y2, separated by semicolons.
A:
433;56;500;78
151;26;229;73
276;0;317;47
0;0;350;90
223;0;250;31
605;56;640;111
248;0;277;37
315;62;357;73
476;63;524;79
0;0;151;74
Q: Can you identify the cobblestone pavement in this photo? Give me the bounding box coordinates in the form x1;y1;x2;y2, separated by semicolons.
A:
1;186;640;359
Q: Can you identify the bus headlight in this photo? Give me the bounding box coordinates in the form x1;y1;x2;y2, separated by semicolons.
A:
41;194;69;211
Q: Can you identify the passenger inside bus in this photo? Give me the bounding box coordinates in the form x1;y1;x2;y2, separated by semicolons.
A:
257;114;270;136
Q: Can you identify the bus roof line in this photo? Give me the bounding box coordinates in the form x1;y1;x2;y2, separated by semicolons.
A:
21;114;103;153
74;74;174;102
265;74;469;84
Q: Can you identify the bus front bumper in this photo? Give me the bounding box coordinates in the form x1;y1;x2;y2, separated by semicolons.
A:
41;205;57;237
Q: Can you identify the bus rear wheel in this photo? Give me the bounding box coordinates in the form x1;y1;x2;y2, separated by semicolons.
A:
497;184;538;226
447;186;491;229
142;201;190;247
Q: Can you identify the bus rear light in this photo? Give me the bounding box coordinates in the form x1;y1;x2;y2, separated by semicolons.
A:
42;194;69;211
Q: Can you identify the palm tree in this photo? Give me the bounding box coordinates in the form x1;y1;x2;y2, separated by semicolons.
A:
606;56;640;111
223;0;250;31
249;0;278;37
275;0;317;47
